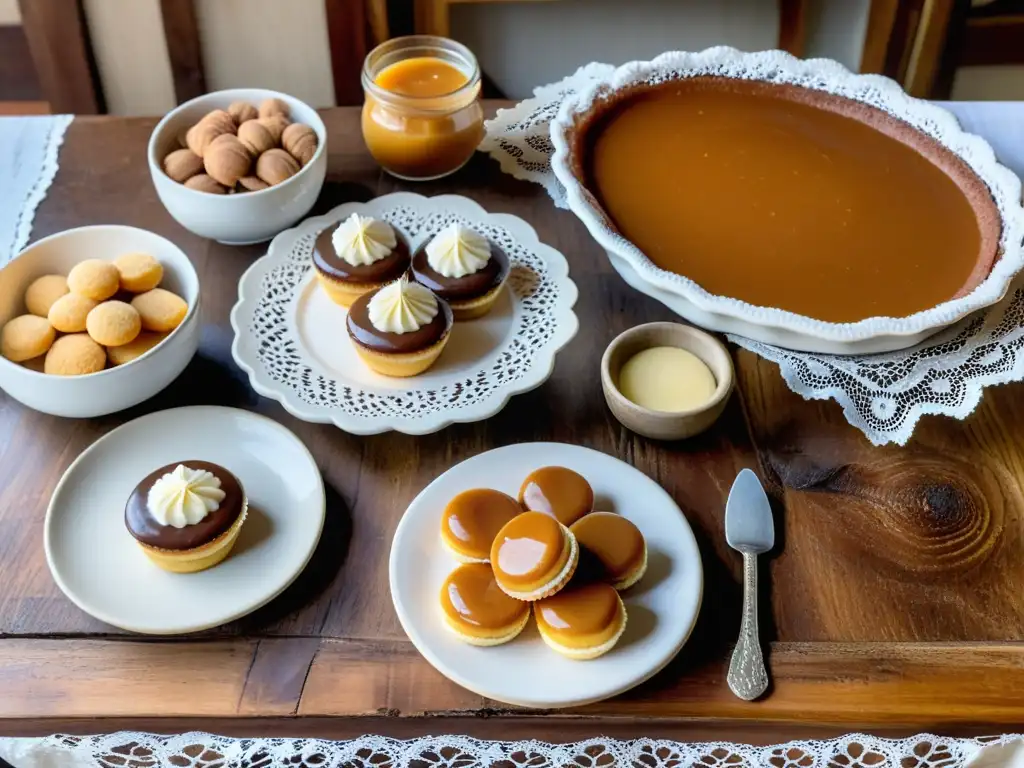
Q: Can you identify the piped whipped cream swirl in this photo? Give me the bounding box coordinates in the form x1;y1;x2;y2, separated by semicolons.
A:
147;464;226;528
331;213;397;267
368;276;439;334
425;224;491;278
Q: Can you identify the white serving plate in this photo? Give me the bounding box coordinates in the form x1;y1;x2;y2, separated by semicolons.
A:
230;193;578;434
44;406;325;634
550;48;1024;354
390;442;703;709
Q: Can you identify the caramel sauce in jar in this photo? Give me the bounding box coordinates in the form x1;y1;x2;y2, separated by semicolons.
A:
440;563;528;630
519;466;593;526
534;583;622;644
570;512;645;583
442;488;522;560
490;511;565;589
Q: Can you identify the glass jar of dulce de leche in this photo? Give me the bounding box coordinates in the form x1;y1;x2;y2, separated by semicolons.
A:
361;36;484;181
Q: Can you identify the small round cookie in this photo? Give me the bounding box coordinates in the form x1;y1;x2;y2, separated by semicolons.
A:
44;333;106;376
86;301;141;347
48;293;99;333
67;259;120;301
24;274;69;317
131;288;188;332
107;331;167;366
1;314;56;362
114;253;164;293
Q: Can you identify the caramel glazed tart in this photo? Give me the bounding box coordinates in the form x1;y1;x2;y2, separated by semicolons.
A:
497;526;579;602
536;588;628;660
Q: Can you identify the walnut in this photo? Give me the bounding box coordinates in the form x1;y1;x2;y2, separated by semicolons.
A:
199;108;236;135
259;115;291;144
281;122;318;166
256;148;300;186
237;175;269;192
203;133;251;187
184;174;227;194
258;97;290;120
163;148;204;182
186;120;229;157
237;119;275;156
227;100;257;125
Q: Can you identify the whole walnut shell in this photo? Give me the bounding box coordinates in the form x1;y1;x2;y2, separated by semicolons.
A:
237;119;275;156
281;123;318;166
237;175;269;192
256;148;300;186
227;100;257;125
204;134;251;187
163;148;204;182
186;120;229;157
184;174;227;194
199;109;236;135
259;114;291;144
258;97;290;120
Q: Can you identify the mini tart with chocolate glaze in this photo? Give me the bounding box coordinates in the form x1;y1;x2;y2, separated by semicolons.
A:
440;562;531;646
346;277;453;377
313;214;411;308
125;460;247;574
441;488;522;563
490;510;578;601
411;224;510;320
534;582;627;660
571;511;648;590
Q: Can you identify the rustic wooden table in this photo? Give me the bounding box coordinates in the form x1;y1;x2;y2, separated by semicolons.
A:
1;103;1023;741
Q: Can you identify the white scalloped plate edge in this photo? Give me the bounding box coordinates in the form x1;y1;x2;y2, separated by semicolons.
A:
230;192;579;435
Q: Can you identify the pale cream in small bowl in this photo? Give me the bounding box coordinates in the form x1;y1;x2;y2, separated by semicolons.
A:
601;322;734;440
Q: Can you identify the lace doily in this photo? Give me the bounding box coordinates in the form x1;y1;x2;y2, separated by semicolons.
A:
1;731;1020;768
481;62;1024;446
230;193;578;435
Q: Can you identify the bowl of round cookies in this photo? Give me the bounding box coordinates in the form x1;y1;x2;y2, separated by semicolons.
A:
0;225;200;417
148;88;327;245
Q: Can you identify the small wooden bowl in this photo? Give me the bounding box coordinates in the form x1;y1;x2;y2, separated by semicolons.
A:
601;322;734;440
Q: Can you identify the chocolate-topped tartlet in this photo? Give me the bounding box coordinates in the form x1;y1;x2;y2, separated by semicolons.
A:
313;213;411;307
347;276;453;377
411;224;509;320
125;460;247;573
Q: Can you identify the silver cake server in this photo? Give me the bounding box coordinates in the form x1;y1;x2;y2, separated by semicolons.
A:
725;468;774;701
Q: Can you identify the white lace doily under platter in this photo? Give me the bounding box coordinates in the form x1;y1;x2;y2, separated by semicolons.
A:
480;60;1024;446
1;731;1020;768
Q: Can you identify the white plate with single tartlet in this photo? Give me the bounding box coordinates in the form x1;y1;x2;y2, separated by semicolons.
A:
44;406;325;634
389;442;703;709
230;192;579;435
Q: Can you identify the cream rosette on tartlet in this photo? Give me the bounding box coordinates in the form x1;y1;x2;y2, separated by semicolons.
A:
346;275;454;377
313;213;412;307
411;224;510;320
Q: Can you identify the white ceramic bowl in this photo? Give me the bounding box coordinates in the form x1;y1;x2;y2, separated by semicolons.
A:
0;225;201;417
148;88;328;245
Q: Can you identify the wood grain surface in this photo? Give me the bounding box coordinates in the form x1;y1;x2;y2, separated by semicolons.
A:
2;104;1024;735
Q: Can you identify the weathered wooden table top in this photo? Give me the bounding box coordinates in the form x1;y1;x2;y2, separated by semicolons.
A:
1;103;1022;739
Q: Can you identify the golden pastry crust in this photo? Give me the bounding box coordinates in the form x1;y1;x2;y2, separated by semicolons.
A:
137;504;248;573
86;301;142;346
48;293;99;333
67;259;120;301
24;274;70;317
107;331;167;365
1;314;56;362
113;253;164;293
131;288;189;332
352;334;450;377
44;333;106;375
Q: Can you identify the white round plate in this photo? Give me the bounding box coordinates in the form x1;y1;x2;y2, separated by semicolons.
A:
390;442;703;709
230;192;578;435
44;406;325;634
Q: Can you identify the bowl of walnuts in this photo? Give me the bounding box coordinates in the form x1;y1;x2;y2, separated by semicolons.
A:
148;88;327;245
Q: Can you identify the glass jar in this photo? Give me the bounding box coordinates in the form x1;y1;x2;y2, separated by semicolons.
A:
361;36;484;181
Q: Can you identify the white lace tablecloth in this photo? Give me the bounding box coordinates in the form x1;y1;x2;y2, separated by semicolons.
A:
481;64;1024;446
0;732;1021;768
0;115;73;266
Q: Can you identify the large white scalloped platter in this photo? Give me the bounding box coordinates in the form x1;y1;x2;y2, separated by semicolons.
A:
230;193;578;434
550;47;1024;354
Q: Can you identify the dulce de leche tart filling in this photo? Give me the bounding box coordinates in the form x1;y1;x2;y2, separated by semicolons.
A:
490;510;578;601
571;511;648;590
440;562;531;646
519;466;594;526
411;224;509;320
534;583;627;660
313;213;411;307
441;488;522;563
125;460;247;574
